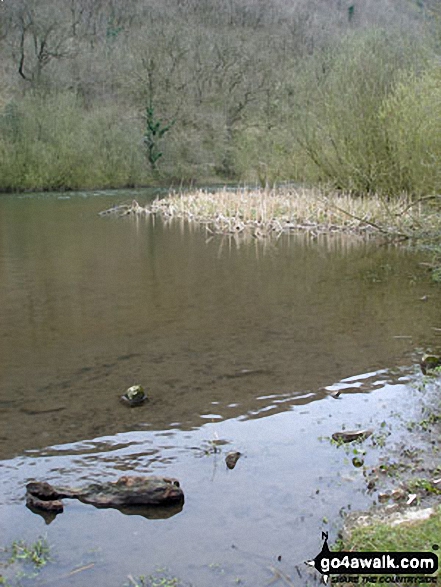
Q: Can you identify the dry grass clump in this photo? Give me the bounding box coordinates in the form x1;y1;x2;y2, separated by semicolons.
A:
101;187;441;240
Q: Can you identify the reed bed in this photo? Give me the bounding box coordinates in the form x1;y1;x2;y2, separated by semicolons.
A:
100;187;441;241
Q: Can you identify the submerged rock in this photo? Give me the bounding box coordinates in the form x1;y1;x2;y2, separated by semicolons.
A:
26;475;184;515
120;385;147;407
332;429;373;443
352;456;364;468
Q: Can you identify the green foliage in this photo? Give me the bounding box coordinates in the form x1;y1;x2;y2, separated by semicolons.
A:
9;538;51;568
432;267;441;283
294;30;427;195
290;31;441;196
124;570;188;587
340;506;441;554
379;65;441;196
232;28;439;196
0;536;51;586
0;92;148;191
106;17;123;40
0;1;439;194
419;412;441;430
143;105;174;172
406;477;441;495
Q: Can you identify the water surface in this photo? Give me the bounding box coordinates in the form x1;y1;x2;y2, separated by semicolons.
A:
0;190;440;585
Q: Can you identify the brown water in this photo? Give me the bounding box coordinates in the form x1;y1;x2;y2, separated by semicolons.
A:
0;190;440;586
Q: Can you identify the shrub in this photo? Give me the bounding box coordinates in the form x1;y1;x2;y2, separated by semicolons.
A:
293;30;428;195
379;64;441;196
0;92;148;192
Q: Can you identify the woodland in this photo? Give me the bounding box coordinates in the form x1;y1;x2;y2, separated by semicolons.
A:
0;0;441;194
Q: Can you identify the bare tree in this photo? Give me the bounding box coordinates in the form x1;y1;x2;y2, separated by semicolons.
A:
7;1;74;85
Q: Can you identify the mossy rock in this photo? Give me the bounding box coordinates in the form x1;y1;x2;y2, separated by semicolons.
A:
120;385;147;407
420;354;441;375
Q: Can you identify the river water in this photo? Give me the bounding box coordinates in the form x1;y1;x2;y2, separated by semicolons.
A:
0;189;440;586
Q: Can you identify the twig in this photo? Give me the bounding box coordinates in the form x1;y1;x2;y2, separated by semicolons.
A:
267;565;296;587
38;562;95;585
68;562;95;576
397;195;440;216
320;197;410;240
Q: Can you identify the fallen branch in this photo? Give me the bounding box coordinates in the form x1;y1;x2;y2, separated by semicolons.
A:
99;200;150;217
320;197;411;240
397;194;440;216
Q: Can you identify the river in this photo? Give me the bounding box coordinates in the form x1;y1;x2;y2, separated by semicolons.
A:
0;189;440;586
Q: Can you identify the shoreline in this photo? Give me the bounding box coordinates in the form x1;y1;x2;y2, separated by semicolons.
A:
337;368;441;576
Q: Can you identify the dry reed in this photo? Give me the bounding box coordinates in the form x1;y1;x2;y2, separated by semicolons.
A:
100;187;441;241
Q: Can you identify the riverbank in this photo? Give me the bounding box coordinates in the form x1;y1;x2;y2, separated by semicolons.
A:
339;507;441;586
337;369;441;584
2;366;440;587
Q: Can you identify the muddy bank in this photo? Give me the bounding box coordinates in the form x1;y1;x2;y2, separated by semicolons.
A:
339;369;441;541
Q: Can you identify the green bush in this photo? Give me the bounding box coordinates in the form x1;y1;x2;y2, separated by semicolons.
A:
380;65;441;196
0;27;438;195
292;30;428;195
0;92;149;192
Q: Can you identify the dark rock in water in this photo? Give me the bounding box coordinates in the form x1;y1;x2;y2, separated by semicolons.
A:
352;456;364;468
420;354;441;375
26;481;65;501
26;476;184;516
25;483;65;523
332;429;373;443
225;451;242;469
26;491;64;512
120;385;147;407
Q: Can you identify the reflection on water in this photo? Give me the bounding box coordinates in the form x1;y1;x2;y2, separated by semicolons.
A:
0;190;439;459
0;370;427;587
0;190;440;585
27;499;185;525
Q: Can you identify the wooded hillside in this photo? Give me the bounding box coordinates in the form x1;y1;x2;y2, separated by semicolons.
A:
0;0;439;193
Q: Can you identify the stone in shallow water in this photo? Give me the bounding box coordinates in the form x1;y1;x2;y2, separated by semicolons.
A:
225;451;242;470
26;492;64;512
120;384;147;406
352;456;364;468
420;354;441;375
26;475;184;515
332;429;373;443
